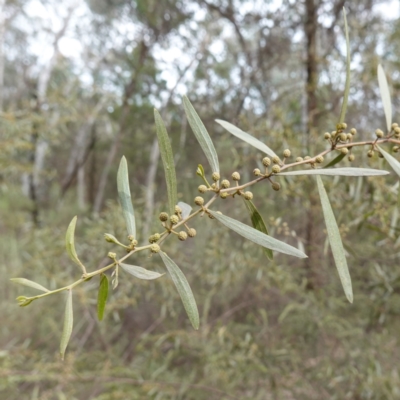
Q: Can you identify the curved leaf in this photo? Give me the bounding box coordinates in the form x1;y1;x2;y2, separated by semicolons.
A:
183;96;219;174
60;290;73;360
65;216;85;274
243;200;273;260
378;146;400;178
216;119;278;158
323;153;346;169
154;109;178;216
10;278;49;293
159;251;199;329
316;176;353;303
120;263;164;280
377;64;392;132
209;210;307;259
97;273;109;321
117;156;136;238
278;168;389;177
338;8;351;125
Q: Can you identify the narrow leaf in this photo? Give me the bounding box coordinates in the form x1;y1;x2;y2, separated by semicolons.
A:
60;290;73;360
117;156;136;238
209;210;307;259
178;201;192;219
183;96;219;174
10;278;49;293
216;119;278;158
159;252;199;329
65;216;85;273
243;200;273;260
377;64;392;132
338;8;351;124
120;263;164;280
154;109;178;216
316;176;353;303
377;146;400;177
278;168;389;177
97;273;109;321
323;153;346;168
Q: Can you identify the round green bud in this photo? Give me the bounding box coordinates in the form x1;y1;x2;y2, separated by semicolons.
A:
272;156;280;164
148;235;155;243
128;235;135;242
262;157;271;167
244;191;253;200
375;129;384;138
341;148;349;155
340;132;347;141
350;128;357;135
159;212;169;222
175;205;182;214
150;244;160;253
367;150;374;158
324;132;331;140
347;133;353;141
283;149;291;158
348;154;355;162
272;182;281;191
104;233;118;243
272;165;281;174
232;172;240;181
153;233;160;241
393;146;399;153
304;156;311;161
221;179;230;188
131;239;138;247
178;231;188;241
340;123;347;130
220;192;228;199
211;183;217;190
212;172;220;181
391;123;398;129
253;168;261;176
188;228;197;237
170;215;179;225
395;127;400;135
198;185;207;193
108;252;117;259
296;157;304;162
194;196;204;206
315;155;324;163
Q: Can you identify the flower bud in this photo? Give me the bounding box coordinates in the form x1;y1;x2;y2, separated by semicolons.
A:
393;146;399;153
188;228;197;237
271;165;281;174
170;215;179;225
324;132;331;140
194;196;204;206
350;128;357;135
150;244;160;253
220;192;228;199
391;123;398;129
253;168;261;176
283;149;291;158
262;157;271;167
198;185;207;193
159;212;169;222
272;156;280;164
104;233;118;243
375;129;384;138
348;154;355;162
272;182;280;191
175;205;182;214
315;155;324;163
108;252;117;260
341;148;349;155
340;133;347;141
296;157;304;162
244;191;253;200
367;150;374;158
178;231;188;241
212;172;220;181
232;172;240;181
221;179;230;188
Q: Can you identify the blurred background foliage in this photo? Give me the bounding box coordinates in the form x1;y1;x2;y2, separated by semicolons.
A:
1;0;400;398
